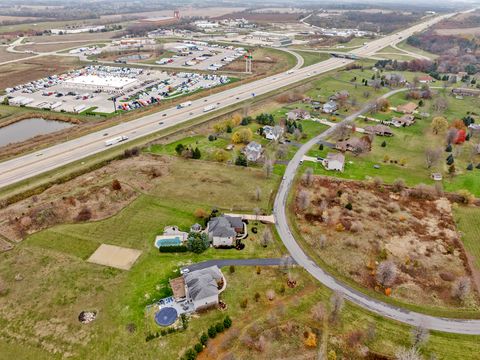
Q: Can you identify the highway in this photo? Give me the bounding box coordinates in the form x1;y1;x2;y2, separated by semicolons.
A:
0;13;451;189
273;93;480;335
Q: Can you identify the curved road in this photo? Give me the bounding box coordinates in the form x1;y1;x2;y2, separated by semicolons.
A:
273;93;480;335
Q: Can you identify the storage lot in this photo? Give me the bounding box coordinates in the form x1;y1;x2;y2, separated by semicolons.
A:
4;65;231;114
158;41;246;71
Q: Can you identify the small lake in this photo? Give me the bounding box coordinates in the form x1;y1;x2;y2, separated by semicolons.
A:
0;118;74;147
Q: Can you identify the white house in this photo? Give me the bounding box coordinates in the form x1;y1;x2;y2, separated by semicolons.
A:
323;100;338;114
322;153;345;172
263;125;284;141
184;266;224;311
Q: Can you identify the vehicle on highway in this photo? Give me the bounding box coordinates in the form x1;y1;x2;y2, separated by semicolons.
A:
177;101;192;109
162;114;167;117
286;70;294;75
104;135;128;147
203;104;217;112
159;122;164;125
103;133;108;136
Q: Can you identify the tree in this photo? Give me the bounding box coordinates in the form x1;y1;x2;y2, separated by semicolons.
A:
432;97;448;112
229;265;235;274
261;229;272;247
235;153;248;167
452;277;471;301
311;302;326;322
304;168;314;186
76;207;92;222
223;316;232;329
431;116;448;135
297;190;310;211
175;143;185;155
254;292;260;302
411;325;429;348
231;128;253;144
187;232;210;254
192;147;201;159
193;208;208;219
214;149;229;162
111;179;122;191
208;326;217;338
330;291;344;323
446;128;458;145
376;260;397;287
255;187;262;202
263;159;273;178
424;148;441;169
395;347;422;360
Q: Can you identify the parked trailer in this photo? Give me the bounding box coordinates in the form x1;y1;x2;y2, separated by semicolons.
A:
105;135;128;147
74;104;86;113
203;104;217;112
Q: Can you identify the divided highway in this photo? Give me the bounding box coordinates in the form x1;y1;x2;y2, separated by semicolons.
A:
0;12;451;188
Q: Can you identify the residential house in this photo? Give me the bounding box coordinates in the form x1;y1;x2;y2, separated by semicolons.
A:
329;90;350;101
335;137;371;154
243;141;263;162
452;88;480;97
206;215;245;247
322;153;345;172
364;124;394;136
323;100;338;114
263;125;284;141
396;102;418;114
391;114;415;127
170;266;225;311
418;74;434;83
384;73;406;86
287;109;311;120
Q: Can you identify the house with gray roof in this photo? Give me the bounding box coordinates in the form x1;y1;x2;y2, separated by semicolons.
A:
323;100;338;114
184;266;224;311
206;216;245;247
243;141;263;162
287;109;311;120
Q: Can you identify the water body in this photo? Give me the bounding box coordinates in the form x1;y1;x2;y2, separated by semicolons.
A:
0;118;73;147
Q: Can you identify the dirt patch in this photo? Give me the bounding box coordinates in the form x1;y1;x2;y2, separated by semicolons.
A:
294;177;478;309
87;244;142;270
0;154;171;244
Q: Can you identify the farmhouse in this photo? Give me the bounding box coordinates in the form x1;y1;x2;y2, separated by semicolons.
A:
391;114;415;127
243;141;263;162
364;124;394;136
287;109;311;120
323;100;338;114
322;153;345;172
206;216;245;247
169;266;225;311
396;102;418;114
263;125;284;141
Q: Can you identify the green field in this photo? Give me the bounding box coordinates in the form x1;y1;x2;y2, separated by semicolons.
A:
295;50;331;68
454;206;480;270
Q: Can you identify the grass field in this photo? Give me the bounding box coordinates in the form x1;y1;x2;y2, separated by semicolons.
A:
454;206;480;270
295;50;331;68
396;41;439;60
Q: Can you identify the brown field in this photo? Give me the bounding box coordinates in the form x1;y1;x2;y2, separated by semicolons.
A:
435;27;480;36
0;47;31;63
16;41;107;53
0;55;81;88
25;32;118;44
0;154;171;244
215;11;303;23
0;15;39;22
293;177;479;310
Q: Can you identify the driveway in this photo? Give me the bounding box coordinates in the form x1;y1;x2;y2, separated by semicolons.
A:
182;257;296;272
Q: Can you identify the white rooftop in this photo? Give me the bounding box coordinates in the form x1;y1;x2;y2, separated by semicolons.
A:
64;75;138;89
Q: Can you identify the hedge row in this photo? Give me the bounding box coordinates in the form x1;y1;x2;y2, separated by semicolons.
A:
159;245;188;253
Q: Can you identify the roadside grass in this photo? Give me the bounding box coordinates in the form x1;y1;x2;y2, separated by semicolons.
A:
396;40;439;60
294;50;331;68
453;206;480;270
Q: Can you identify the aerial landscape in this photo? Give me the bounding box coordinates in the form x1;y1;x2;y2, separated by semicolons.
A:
0;0;480;359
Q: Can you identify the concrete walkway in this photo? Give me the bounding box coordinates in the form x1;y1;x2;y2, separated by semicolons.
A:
224;213;275;224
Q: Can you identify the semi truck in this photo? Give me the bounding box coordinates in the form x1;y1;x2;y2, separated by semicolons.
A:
105;135;128;147
203;104;217;112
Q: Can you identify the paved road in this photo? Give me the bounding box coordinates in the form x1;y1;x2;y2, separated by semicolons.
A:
182;257;296;272
273;93;480;335
0;13;451;189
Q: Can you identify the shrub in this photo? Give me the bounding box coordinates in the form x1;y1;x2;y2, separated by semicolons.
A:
194;343;203;353
208;134;216;141
193;208;208;219
111;179;122;191
345;203;353;210
200;332;208;345
229;265;235;274
208;325;217;338
75;207;92;222
381;141;386;147
184;348;197;360
240;298;248;309
215;322;225;333
159;245;188;253
223;316;232;329
254;292;260;302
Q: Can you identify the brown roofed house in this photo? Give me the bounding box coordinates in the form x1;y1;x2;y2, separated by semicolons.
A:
364;124;393;136
391;114;415;128
397;102;418;114
335;136;371;154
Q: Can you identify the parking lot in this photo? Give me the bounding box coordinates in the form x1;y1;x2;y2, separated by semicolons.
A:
3;65;231;114
158;41;246;71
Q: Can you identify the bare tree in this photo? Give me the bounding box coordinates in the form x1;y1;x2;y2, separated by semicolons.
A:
376;260;397;287
330;120;354;141
446;128;458;145
311;302;326;322
253;207;261;222
261;229;272;247
276;145;288;159
392;178;406;193
319;234;327;249
255;187;262;202
424;148;441;169
395;347;422;360
297;190;310;211
411;325;429;348
330;291;344;322
433;97;449;112
452;277;471;301
266;289;276;301
304;167;314;186
263;159;274;178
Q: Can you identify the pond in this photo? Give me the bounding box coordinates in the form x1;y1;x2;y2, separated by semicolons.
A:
0;118;74;147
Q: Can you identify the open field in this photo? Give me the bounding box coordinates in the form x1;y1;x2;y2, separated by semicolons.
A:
435;27;480;36
293;176;478;311
396;41;438;60
25;32;118;44
454;206;480;284
296;51;331;68
0;55;81;88
0;46;31;62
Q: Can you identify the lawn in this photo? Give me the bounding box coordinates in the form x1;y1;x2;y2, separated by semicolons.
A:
294;50;331;68
454;206;480;270
396;40;439;60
